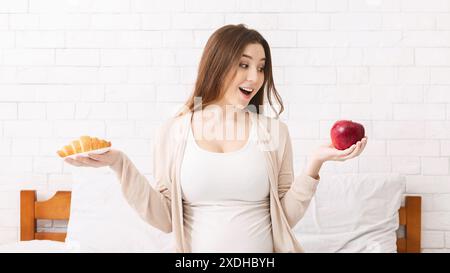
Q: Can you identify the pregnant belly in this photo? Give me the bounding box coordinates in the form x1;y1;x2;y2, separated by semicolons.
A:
184;202;273;253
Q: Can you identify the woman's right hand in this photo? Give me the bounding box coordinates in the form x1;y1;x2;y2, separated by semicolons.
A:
64;149;123;168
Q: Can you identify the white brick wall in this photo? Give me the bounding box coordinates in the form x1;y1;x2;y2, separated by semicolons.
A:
1;0;449;252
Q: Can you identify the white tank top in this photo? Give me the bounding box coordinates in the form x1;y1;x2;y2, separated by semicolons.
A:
180;117;273;253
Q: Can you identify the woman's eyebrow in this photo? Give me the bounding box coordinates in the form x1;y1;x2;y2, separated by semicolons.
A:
242;54;266;61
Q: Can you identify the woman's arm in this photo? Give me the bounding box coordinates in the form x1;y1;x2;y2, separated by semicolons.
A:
304;159;323;180
65;149;173;233
278;126;367;228
305;137;368;179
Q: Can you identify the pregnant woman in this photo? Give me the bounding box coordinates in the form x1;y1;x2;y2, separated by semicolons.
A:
65;24;367;253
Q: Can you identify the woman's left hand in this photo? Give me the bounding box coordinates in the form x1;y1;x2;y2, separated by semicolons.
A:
311;137;368;164
304;137;368;179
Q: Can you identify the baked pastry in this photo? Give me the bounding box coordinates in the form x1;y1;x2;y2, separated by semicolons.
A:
57;136;111;158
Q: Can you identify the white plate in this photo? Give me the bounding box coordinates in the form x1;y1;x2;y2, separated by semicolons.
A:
64;147;111;159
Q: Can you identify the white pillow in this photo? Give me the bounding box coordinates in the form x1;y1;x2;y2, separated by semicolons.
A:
293;173;405;253
66;168;174;253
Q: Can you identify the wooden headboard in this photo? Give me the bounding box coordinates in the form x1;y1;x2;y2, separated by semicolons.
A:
20;190;71;242
396;196;422;253
20;190;422;252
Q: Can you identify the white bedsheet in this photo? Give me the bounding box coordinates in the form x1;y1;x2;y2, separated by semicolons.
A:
0;240;80;253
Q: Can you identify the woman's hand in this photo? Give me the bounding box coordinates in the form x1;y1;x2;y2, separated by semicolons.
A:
311;137;368;164
304;137;368;179
64;149;123;168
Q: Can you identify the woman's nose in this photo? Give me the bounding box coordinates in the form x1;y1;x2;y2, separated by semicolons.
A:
246;67;259;82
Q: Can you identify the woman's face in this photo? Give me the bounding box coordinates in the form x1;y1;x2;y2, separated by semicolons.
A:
219;43;266;110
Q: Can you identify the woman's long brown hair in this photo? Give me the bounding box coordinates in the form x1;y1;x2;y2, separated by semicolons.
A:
176;24;284;118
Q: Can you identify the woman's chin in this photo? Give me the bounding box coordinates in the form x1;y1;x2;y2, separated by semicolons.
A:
233;102;248;110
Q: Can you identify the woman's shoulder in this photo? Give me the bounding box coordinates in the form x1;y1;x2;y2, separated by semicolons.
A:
155;112;191;142
249;111;289;136
249;111;290;154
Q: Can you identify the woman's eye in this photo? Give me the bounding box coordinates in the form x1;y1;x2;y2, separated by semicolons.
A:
240;63;264;72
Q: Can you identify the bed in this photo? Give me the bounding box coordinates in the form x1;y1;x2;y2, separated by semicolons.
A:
16;189;421;253
20;190;71;243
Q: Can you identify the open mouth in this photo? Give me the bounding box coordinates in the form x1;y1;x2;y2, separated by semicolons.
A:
239;86;253;96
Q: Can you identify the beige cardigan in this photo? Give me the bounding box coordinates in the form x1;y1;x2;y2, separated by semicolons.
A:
110;110;320;253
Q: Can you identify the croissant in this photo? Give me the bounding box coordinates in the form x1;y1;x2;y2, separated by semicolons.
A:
57;136;111;158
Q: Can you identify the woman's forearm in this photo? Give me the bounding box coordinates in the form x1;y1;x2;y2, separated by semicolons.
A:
305;158;323;180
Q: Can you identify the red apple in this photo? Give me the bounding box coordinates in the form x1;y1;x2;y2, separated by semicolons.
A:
330;120;365;150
